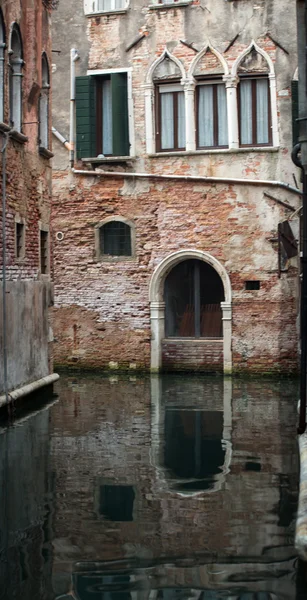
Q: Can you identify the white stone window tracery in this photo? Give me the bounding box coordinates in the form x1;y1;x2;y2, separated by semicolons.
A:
9;23;23;132
145;41;279;155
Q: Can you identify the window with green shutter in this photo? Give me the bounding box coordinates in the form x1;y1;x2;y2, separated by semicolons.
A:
292;80;299;147
76;73;130;159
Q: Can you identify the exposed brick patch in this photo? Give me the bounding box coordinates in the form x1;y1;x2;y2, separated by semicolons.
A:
162;339;223;372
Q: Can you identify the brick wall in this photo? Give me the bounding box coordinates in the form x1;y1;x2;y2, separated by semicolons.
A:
0;0;54;393
162;339;223;372
52;174;299;374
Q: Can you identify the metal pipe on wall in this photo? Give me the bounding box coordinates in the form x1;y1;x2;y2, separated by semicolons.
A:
70;48;80;167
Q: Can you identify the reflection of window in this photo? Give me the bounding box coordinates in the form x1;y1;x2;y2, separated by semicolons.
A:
76;72;129;158
196;82;228;148
164;410;226;492
98;220;132;257
164;260;224;338
239;77;271;146
156;83;185;151
98;485;135;521
39;53;50;149
9;24;23;132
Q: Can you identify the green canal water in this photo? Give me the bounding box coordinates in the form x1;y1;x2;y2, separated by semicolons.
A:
0;374;306;599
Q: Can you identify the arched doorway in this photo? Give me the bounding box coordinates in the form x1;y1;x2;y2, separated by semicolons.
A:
164;259;224;338
149;250;232;373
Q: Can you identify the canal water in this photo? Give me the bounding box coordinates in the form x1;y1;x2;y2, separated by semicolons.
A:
0;374;307;599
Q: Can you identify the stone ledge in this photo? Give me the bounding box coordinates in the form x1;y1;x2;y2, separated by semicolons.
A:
9;129;28;144
149;1;192;9
39;146;54;159
0;373;60;408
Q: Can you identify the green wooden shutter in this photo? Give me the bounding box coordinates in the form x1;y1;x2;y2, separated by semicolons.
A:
76;76;97;159
292;80;299;146
111;73;129;156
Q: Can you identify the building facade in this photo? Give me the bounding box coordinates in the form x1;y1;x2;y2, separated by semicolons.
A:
52;0;300;374
0;0;58;400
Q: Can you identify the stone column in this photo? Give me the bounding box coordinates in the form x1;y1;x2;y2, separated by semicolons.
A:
144;83;155;154
223;75;239;149
269;73;279;147
184;78;196;152
221;301;232;373
150;301;165;371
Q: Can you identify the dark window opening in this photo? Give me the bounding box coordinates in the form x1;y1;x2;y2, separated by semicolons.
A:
16;222;24;258
100;221;132;257
239;76;271;147
164;409;226;492
156;83;185;151
196;82;228;149
164;259;224;338
245;280;260;290
40;230;49;274
98;485;135;521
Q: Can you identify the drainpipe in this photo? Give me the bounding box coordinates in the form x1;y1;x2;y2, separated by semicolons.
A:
52;126;72;151
1;132;9;405
70;48;80;168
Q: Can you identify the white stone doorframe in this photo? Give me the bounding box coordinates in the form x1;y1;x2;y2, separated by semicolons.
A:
149;250;232;373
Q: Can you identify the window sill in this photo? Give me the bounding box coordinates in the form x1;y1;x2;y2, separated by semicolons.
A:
9;130;28;144
149;147;279;157
85;9;128;16
0;122;11;134
39;146;54;159
95;255;136;262
149;1;192;9
163;337;223;342
82;156;136;165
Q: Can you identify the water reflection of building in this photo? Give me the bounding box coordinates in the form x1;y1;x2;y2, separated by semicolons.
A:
50;375;299;599
0;403;55;600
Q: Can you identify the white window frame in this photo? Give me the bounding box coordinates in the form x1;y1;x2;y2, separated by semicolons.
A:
84;0;129;15
87;67;135;157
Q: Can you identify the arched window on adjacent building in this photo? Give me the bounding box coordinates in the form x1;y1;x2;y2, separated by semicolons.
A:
9;24;23;132
95;218;135;260
0;11;6;123
39;53;50;149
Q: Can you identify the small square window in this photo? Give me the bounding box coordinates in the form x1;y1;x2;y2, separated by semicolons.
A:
40;230;49;274
15;222;25;259
245;280;260;290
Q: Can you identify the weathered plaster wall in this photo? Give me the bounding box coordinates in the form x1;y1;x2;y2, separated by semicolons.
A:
0;0;54;393
52;174;299;373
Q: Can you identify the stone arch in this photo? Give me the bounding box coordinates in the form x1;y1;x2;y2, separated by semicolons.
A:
231;40;274;77
146;47;186;85
188;42;229;80
149;250;232;373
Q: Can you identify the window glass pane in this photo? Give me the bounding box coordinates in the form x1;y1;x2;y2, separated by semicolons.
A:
98;0;113;9
40;92;49;148
177;91;186;149
198;85;214;147
240;80;253;145
115;0;125;7
102;79;113;155
161;92;174;150
217;84;228;147
256;78;269;144
101;221;132;256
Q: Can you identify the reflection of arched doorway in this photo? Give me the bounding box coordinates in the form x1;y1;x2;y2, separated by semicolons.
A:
164;259;224;338
149;250;232;373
